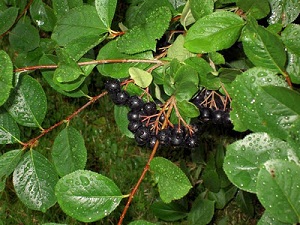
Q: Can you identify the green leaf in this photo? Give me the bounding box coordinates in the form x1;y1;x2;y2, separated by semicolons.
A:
180;1;195;29
52;126;87;177
190;0;214;20
150;200;188;221
9;21;40;52
150;157;192;203
229;67;296;138
0;7;18;36
51;5;107;46
224;132;299;193
0;50;13;107
30;0;57;32
129;67;153;88
258;210;291;225
184;57;213;80
286;52;300;84
177;100;199;118
117;7;172;54
257;159;300;223
268;0;300;26
95;0;117;30
55;170;123;222
0;109;20;144
13;150;59;212
187;198;215;225
237;0;270;19
5;75;47;128
52;0;83;18
184;11;245;53
42;223;67;225
241;19;286;73
114;106;134;138
128;221;157;225
0;149;22;181
54;48;83;83
168;35;196;62
235;190;254;216
97;40;153;78
281;24;300;56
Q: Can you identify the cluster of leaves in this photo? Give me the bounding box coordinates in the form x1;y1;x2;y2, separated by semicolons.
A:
0;0;300;224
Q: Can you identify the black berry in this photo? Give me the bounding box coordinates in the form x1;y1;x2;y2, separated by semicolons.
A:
185;135;198;148
135;127;151;140
199;107;211;122
143;102;157;115
127;96;144;111
105;79;121;94
157;129;171;145
128;121;142;133
114;90;129;105
127;110;142;122
212;110;223;124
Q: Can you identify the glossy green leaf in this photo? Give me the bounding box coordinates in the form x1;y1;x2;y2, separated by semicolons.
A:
52;0;83;18
268;0;300;26
282;24;300;56
241;19;286;73
184;57;213;80
114;106;134;138
128;221;156;225
0;109;20;144
180;1;196;29
237;0;270;19
224;132;299;193
258;210;291;225
0;7;18;36
95;0;117;30
54;48;83;83
0;50;13;107
52;126;87;177
97;40;153;78
55;170;123;222
150;157;192;203
257;159;300;223
150;200;188;221
177;100;199;118
52;5;107;46
9;21;40;52
129;67;153;88
187;198;215;225
30;0;57;32
13;150;59;212
286;52;300;84
190;0;214;20
207;189;226;209
0;149;22;181
117;7;172;54
185;11;245;53
39;55;87;97
168;35;195;62
229;67;296;138
5;75;47;128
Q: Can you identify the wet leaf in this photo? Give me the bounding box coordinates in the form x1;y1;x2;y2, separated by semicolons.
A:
0;109;20;144
95;0;117;30
257;159;300;223
286;52;300;84
168;35;196;62
190;0;214;20
224;132;299;193
0;149;22;182
150;200;188;221
0;50;13;107
237;0;270;19
150;157;192;203
55;170;123;222
0;7;18;36
258;210;291;225
52;0;83;18
13;150;59;212
281;24;300;56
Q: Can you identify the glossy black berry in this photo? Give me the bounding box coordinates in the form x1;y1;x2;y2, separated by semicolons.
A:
128;121;142;133
143;102;157;115
199;107;211;121
135;127;151;140
148;135;158;149
135;136;147;146
114;90;130;105
127;110;142;122
185;135;198;148
212;110;223;124
157;129;171;145
171;124;186;136
170;134;184;146
159;113;165;123
127;96;144;111
222;111;232;127
105;79;121;94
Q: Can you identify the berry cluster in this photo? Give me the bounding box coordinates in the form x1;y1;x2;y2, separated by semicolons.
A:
191;89;232;128
105;79;200;149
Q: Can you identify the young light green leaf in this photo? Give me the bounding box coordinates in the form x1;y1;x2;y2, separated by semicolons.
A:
0;50;13;107
0;7;18;36
13;150;59;212
241;19;286;74
9;21;40;52
30;0;57;32
224;132;299;193
184;11;245;53
187;198;215;225
180;1;195;29
52;126;87;177
117;7;172;54
95;0;117;30
55;170;123;222
168;35;196;62
0;149;22;181
5;75;47;128
268;0;300;26
0;109;20;144
257;159;300;224
114;106;134;138
97;40;153;78
150;157;192;203
237;0;270;19
190;0;214;20
282;24;300;56
150;200;188;221
52;5;107;46
129;67;153;88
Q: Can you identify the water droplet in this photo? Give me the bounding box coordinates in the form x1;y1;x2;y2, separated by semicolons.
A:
80;176;90;186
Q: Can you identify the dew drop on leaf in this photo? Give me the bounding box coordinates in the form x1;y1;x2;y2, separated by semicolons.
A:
80;175;90;186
